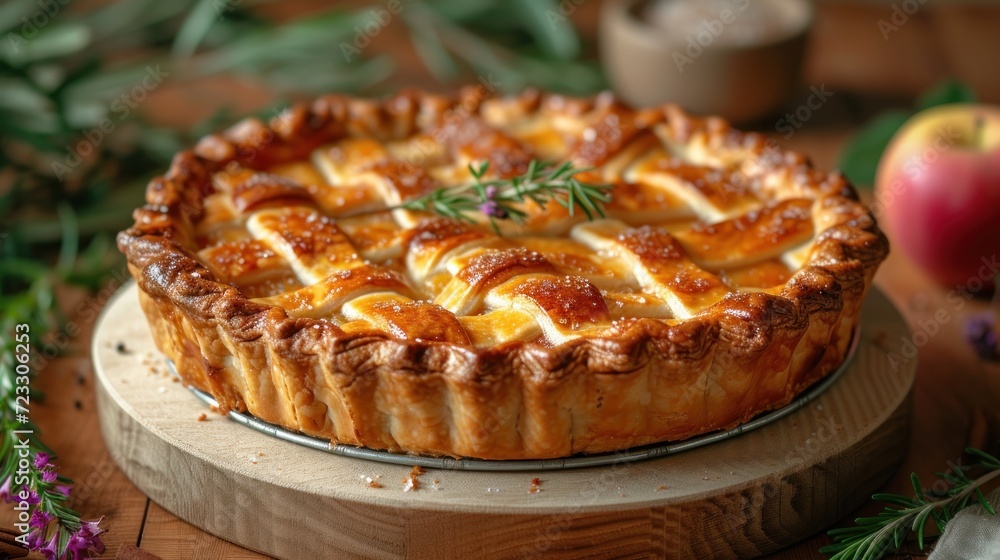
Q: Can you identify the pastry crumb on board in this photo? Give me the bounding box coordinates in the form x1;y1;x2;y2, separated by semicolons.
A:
529;477;542;494
402;466;425;492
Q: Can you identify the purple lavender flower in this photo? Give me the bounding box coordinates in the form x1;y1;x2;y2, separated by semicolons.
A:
24;526;47;550
964;312;1000;361
478;186;509;219
34;452;51;470
30;509;53;529
37;530;59;560
478;200;509;219
0;476;13;503
26;489;41;505
55;485;71;497
42;469;58;483
66;518;106;559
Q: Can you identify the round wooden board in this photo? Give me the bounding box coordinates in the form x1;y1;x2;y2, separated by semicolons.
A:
94;283;914;559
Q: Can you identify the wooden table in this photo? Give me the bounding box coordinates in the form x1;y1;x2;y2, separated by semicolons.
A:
3;1;1000;558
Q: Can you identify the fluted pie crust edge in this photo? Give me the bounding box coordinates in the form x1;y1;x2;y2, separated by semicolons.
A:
117;89;888;460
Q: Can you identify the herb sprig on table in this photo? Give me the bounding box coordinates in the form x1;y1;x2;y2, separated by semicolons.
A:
394;160;612;234
0;215;116;558
821;447;1000;560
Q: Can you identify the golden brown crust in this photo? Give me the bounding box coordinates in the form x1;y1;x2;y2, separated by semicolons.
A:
118;88;888;459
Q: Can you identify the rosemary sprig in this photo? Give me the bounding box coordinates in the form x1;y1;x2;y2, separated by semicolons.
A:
1;209;115;559
395;160;612;234
820;447;1000;560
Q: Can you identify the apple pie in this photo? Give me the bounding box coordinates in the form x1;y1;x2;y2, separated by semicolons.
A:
117;88;888;459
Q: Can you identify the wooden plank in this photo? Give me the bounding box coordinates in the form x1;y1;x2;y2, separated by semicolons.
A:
139;502;272;560
116;542;164;560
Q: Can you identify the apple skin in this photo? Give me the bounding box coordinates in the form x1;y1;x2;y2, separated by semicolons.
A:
875;103;1000;290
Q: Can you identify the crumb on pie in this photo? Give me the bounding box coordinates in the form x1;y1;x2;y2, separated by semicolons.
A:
117;88;888;460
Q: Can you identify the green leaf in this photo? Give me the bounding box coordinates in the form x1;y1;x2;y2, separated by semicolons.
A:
191;11;364;76
910;473;925;500
967;447;1000;468
62;62;167;104
172;0;223;58
0;0;39;36
424;0;497;21
57;527;69;557
872;492;919;507
913;506;935;549
26;63;65;92
511;0;580;60
837;110;909;189
0;258;48;280
5;24;92;65
916;79;977;111
55;204;78;275
84;0;191;41
0;77;54;113
407;20;460;82
974;488;996;515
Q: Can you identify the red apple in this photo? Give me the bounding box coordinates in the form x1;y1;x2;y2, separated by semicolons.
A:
874;103;1000;291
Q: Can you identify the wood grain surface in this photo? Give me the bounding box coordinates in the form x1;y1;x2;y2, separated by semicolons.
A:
91;283;913;560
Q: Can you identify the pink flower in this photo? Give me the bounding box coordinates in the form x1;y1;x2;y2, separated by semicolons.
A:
37;529;59;560
55;485;71;497
42;469;58;483
34;452;51;470
478;186;510;219
24;526;47;550
66;518;106;559
26;489;41;505
0;476;12;502
30;509;53;529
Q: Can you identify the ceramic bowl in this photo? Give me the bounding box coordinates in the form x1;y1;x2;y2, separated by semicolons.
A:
600;0;814;123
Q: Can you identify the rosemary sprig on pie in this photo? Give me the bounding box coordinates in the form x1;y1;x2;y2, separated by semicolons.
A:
395;160;613;234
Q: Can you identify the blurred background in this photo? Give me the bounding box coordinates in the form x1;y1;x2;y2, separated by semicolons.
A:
2;0;999;269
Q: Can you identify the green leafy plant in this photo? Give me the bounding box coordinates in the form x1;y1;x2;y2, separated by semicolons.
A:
0;0;603;245
397;0;603;93
821;447;1000;560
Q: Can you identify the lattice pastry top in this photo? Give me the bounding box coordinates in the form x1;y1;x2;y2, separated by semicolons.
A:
119;88;887;459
